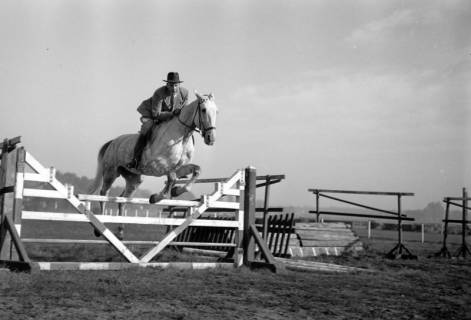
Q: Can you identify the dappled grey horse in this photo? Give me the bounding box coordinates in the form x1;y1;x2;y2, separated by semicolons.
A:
88;92;217;237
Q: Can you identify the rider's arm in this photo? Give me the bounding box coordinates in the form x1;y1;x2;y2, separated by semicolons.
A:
137;98;153;118
151;91;174;122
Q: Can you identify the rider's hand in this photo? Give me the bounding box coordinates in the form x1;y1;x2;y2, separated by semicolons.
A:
173;108;181;116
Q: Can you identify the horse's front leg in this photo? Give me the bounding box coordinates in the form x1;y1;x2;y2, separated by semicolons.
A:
171;164;201;197
149;172;177;204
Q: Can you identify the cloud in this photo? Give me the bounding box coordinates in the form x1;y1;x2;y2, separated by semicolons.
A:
229;66;469;154
345;5;450;46
347;9;415;45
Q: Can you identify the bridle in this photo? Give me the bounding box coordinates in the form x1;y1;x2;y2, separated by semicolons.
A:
177;99;216;137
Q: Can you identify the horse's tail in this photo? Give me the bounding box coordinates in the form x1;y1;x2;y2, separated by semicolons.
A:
88;140;112;194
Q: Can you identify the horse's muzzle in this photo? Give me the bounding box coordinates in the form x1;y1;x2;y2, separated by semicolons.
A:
204;129;216;145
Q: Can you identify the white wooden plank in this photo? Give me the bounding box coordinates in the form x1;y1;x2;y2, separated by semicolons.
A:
101;229;140;263
23;172;49;182
77;194;199;207
222;188;241;196
223;170;242;190
21;211;240;227
25;152;47;174
23;188;67;199
35;261;235;271
14;172;24;199
209;201;239;210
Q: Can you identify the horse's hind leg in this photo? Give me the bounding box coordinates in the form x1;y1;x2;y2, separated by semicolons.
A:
93;169;119;237
116;168;143;239
171;164;201;197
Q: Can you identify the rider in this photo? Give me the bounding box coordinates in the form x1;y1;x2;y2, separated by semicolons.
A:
127;72;189;169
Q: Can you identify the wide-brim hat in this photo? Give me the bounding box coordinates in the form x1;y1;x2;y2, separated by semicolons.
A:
164;72;183;83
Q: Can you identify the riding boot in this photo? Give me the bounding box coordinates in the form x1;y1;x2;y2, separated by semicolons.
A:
127;133;148;169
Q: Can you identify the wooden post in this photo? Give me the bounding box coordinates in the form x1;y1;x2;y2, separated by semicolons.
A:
421;223;424;244
367;220;371;239
0;140;17;260
458;187;469;257
262;176;271;240
397;195;403;254
315;191;320;222
435;198;451;258
243;166;256;266
233;178;243;267
12;148;26;243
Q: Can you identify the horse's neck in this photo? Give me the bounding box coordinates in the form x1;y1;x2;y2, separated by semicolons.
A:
179;100;198;129
149;100;197;144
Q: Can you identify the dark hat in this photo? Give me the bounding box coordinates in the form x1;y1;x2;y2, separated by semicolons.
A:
164;72;183;83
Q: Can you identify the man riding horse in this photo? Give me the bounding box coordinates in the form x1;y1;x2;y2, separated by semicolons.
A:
127;72;189;169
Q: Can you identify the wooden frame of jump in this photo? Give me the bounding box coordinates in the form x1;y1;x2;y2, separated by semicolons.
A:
435;187;470;258
0;137;277;272
308;188;416;259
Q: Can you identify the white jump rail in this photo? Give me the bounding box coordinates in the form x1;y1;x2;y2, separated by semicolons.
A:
15;151;245;268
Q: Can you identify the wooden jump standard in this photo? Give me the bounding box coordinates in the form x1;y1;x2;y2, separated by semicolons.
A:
0;137;278;272
308;188;416;259
435;187;470;258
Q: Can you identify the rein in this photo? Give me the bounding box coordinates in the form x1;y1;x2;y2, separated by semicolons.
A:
177;99;216;136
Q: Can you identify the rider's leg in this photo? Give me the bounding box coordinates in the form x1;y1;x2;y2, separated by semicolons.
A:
128;118;154;169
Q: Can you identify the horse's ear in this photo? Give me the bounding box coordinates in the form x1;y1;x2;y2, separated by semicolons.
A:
194;90;203;101
208;93;214;100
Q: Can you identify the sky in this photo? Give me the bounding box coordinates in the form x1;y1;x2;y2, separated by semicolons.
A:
0;0;470;210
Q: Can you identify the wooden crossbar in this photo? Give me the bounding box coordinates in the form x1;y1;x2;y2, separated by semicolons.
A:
34;261;235;271
22;211;242;228
309;188;414;196
22;238;237;247
310;211;415;221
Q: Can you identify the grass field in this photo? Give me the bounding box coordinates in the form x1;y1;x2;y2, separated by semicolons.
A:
1;221;470;319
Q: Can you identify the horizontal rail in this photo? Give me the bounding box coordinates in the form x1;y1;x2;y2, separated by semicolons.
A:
21;238;236;247
444;197;471;201
23;173;50;182
175;174;285;184
0;186;14;195
444;201;471;211
34;261;235;271
22;211;242;228
256;179;283;189
77;194;198;206
442;219;470;224
308;189;414;196
76;194;239;209
255;207;284;212
318;193;400;216
309;211;415;221
162;207;282;213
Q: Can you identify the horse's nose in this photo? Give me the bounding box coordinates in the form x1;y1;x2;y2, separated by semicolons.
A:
205;132;215;145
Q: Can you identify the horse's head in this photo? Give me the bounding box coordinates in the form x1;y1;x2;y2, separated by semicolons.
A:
195;92;217;145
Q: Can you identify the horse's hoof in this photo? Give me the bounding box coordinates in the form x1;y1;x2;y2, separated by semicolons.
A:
171;186;187;197
93;228;102;237
149;194;164;204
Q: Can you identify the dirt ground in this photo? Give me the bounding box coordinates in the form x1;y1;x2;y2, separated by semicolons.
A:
1;244;470;320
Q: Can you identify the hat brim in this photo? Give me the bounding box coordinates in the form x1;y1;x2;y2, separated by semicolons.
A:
163;80;183;83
